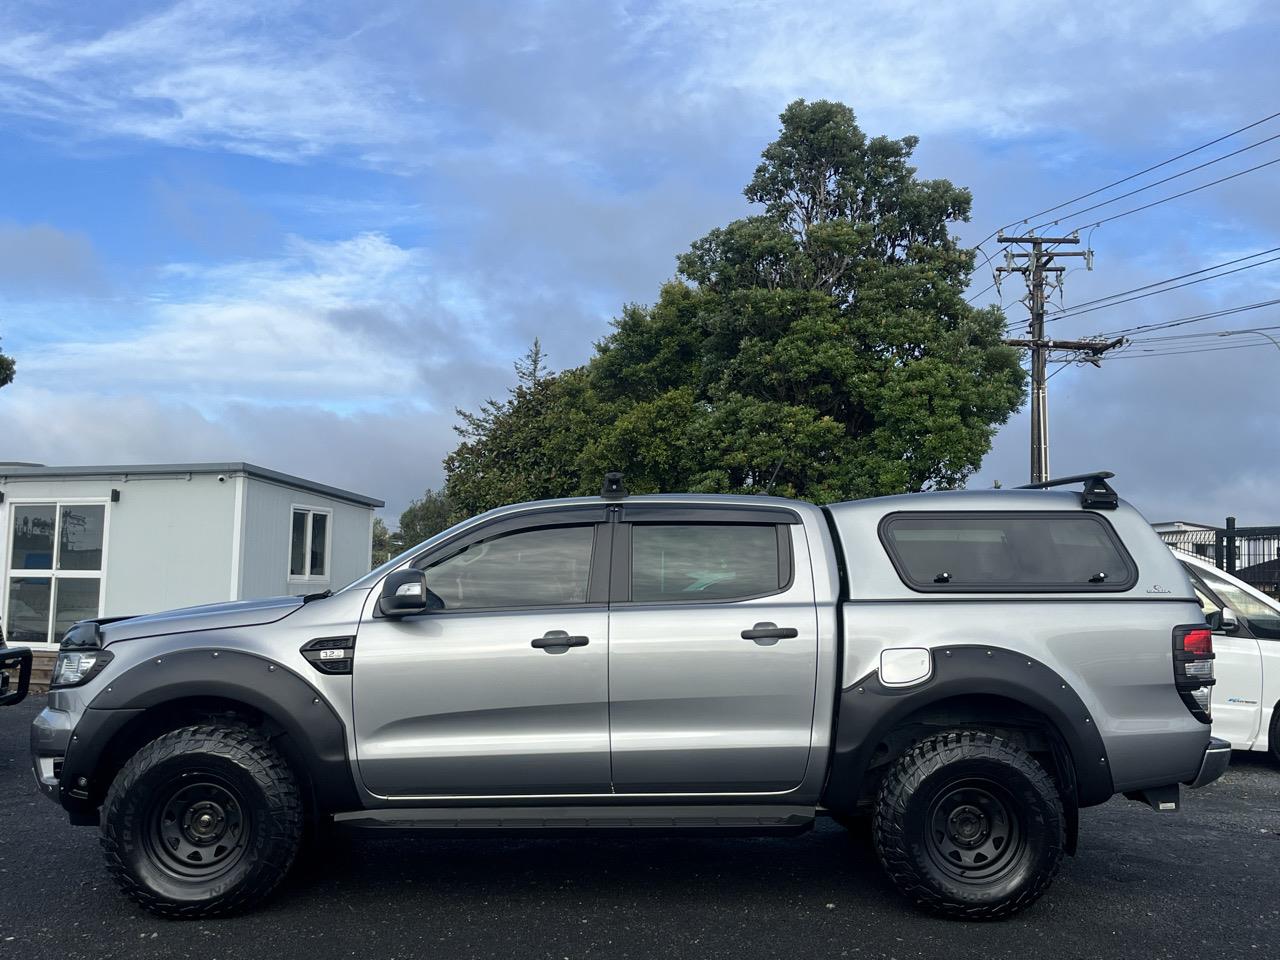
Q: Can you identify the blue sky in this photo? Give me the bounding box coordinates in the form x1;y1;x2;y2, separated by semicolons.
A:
1;0;1279;524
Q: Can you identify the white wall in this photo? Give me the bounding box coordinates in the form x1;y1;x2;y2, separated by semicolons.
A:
237;476;374;599
0;473;237;643
1;470;376;645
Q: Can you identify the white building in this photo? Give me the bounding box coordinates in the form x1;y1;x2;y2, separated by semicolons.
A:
0;462;383;649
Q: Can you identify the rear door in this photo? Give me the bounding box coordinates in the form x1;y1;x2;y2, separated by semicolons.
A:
606;506;818;794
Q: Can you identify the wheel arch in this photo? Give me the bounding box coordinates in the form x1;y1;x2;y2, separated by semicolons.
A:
822;646;1114;850
60;649;359;823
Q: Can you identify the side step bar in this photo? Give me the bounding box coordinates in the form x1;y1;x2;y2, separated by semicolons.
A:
333;804;815;838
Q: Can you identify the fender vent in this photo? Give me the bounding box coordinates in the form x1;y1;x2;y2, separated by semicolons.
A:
301;636;356;675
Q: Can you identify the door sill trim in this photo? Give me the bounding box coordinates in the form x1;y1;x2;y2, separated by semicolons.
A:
334;804;814;837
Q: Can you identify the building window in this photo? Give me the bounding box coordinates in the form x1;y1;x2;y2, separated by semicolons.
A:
290;507;330;580
4;502;106;644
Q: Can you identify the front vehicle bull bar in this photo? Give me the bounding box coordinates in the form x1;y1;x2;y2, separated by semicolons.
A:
0;645;33;706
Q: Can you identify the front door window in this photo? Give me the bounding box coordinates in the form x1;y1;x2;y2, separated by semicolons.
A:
5;503;105;644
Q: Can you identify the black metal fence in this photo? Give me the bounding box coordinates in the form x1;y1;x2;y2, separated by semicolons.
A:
1159;518;1280;598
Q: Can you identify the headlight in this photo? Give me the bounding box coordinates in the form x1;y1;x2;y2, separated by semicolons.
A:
51;649;113;688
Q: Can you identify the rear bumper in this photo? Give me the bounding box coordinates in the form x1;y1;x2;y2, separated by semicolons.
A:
1186;736;1231;789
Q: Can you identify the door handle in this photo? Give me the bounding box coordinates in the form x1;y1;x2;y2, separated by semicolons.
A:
531;630;590;653
741;622;799;644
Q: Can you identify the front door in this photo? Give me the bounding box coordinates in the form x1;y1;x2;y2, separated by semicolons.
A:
354;518;612;797
1188;567;1268;748
606;514;819;794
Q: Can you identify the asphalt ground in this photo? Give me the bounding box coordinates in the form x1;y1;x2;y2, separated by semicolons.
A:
2;694;1277;960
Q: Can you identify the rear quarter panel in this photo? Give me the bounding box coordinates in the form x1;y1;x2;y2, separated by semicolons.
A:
827;490;1211;792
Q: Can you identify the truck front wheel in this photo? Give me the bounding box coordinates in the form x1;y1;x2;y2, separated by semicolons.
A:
872;729;1065;920
100;722;303;918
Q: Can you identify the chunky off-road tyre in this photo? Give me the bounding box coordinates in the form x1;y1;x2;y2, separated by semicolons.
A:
873;730;1065;920
100;723;303;918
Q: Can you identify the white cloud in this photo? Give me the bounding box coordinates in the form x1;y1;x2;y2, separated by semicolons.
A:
0;0;429;164
644;0;1269;138
15;233;465;408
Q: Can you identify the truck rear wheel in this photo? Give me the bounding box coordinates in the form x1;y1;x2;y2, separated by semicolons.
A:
100;723;303;918
873;729;1064;920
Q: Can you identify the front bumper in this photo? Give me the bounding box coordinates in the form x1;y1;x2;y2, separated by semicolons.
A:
31;703;75;805
1186;735;1231;789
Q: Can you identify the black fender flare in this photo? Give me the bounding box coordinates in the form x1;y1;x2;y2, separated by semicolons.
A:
822;645;1113;820
59;648;359;820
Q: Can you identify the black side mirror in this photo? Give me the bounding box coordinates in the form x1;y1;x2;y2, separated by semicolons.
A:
1205;607;1240;633
378;569;430;617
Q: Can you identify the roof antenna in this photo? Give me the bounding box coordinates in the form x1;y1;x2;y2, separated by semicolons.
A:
763;459;784;495
601;472;627;500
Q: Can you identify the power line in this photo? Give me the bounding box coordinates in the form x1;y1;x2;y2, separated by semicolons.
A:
1041;250;1280;326
1127;322;1280;345
1090;297;1280;339
1062;246;1280;316
1028;130;1280;232
1058;154;1280;234
1107;340;1280;359
971;108;1280;247
965;278;998;304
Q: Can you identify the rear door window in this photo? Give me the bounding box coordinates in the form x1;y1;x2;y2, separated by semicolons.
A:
630;524;786;602
880;512;1137;592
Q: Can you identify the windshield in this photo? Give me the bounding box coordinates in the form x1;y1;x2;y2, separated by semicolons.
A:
1193;565;1280;639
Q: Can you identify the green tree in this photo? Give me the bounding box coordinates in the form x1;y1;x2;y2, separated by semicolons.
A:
371;517;394;567
398;487;455;547
0;337;14;390
444;100;1025;512
444;342;599;518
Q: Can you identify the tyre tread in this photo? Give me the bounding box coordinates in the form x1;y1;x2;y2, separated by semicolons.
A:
872;729;1065;920
99;722;302;919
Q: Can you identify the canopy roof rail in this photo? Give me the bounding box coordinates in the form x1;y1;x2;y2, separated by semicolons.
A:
1018;471;1118;510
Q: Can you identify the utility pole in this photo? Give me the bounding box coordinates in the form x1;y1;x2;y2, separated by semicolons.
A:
996;233;1119;484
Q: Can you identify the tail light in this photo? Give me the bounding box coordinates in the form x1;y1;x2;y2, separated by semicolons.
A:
1173;625;1215;723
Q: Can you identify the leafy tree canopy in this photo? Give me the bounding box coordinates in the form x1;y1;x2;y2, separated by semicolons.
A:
0;337;14;390
398;487;455;548
371;517;394;567
444;100;1024;515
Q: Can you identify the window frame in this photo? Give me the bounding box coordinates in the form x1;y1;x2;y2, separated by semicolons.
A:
878;509;1139;594
288;505;333;583
610;521;794;605
1183;562;1280;641
2;497;111;647
383;507;612;617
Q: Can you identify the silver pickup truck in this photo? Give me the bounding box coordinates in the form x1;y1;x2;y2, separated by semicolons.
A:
27;472;1228;919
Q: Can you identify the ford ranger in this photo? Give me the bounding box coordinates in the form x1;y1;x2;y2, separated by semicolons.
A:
27;471;1229;919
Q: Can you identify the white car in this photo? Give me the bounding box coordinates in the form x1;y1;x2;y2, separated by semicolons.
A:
1178;551;1280;762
